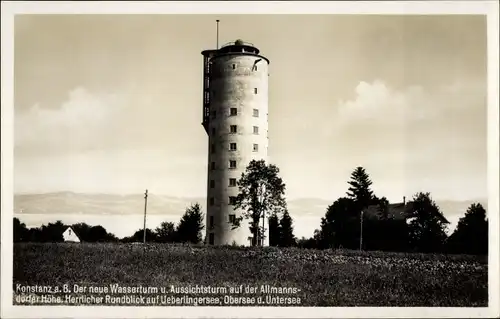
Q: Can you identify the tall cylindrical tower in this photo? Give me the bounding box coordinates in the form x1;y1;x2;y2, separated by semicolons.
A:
201;39;270;246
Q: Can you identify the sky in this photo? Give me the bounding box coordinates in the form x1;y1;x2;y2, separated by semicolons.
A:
13;14;488;202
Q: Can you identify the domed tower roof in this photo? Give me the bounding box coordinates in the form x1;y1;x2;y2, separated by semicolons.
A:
216;39;261;55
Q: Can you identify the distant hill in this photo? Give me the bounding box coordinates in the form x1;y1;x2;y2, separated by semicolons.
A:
12;192;488;238
13;191;487;220
14;191;205;215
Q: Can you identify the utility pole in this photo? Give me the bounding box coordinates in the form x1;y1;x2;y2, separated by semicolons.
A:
260;184;266;247
359;210;364;251
143;189;148;244
216;19;220;49
261;207;265;247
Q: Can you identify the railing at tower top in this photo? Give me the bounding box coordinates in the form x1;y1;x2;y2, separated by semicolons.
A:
218;41;260;55
220;40;255;48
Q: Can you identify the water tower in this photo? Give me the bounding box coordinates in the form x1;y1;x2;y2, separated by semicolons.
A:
201;23;270;246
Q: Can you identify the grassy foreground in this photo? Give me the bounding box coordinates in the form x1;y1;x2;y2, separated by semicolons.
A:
13;243;487;307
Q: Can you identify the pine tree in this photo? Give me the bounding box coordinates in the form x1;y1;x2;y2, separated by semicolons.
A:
279;210;296;247
268;213;281;246
176;203;205;244
346;166;377;209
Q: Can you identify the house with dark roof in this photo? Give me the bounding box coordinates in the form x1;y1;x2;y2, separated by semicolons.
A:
362;197;450;224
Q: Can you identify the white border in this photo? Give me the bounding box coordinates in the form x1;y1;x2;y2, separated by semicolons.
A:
1;1;499;318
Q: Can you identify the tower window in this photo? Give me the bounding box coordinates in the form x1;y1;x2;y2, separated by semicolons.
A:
229;178;237;187
254;88;258;94
229;160;237;169
209;233;215;245
210;180;215;188
210;162;215;170
229;214;236;223
230;143;237;151
232;64;236;70
209;197;214;206
230;125;237;133
253;144;259;152
209;216;214;229
253;126;259;135
229;196;237;205
230;108;238;116
253;109;259;117
211;143;215;154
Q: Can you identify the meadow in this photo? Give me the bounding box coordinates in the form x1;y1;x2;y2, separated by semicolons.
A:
13;243;488;307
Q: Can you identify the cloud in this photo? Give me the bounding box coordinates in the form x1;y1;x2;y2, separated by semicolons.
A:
15;87;126;155
331;79;486;149
13;86;209;195
325;79;487;200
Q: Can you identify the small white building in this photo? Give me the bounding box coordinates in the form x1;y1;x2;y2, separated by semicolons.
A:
63;227;80;243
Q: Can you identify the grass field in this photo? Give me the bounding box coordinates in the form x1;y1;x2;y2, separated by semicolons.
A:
13;243;488;307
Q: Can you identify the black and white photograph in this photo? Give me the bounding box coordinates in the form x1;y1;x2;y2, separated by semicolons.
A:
1;1;499;318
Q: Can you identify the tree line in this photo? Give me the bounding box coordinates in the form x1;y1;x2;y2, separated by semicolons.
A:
13;161;488;255
13;203;205;245
229;161;488;256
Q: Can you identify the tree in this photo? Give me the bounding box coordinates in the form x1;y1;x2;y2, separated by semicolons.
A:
268;213;281;247
297;237;316;249
71;222;92;242
447;203;488;255
70;223;117;242
176;203;204;244
122;228;157;243
407;192;448;253
278;210;296;247
318;197;358;249
296;229;321;249
27;227;43;242
13;218;29;242
363;196;402;252
104;232;119;242
346;166;378;209
377;197;390;220
39;220;66;242
231;160;287;246
88;225;109;242
155;221;177;243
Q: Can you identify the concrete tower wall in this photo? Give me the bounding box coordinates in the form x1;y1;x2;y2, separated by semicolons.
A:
206;54;269;246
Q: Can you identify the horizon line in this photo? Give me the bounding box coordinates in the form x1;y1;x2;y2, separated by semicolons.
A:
12;190;488;203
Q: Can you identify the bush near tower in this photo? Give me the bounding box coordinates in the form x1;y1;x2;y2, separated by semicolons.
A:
230;160;287;246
